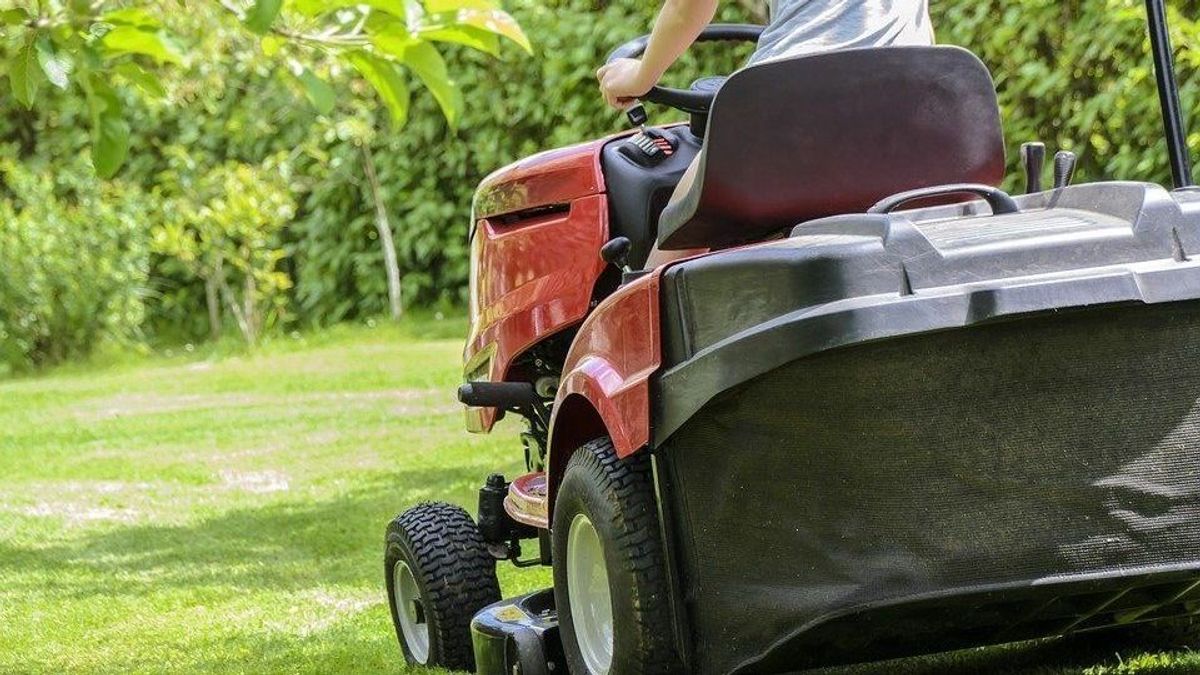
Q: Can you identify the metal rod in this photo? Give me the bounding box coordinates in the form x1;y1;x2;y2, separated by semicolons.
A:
1144;0;1194;187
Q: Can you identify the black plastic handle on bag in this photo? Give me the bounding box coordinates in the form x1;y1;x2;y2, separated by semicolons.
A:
868;183;1020;216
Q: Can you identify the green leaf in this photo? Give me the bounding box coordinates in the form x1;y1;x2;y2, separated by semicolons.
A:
261;34;285;57
297;68;336;115
453;8;530;53
424;0;496;11
370;35;461;127
113;62;165;99
101;26;183;64
0;8;29;25
100;7;161;29
345;51;409;125
35;37;72;90
244;0;282;34
419;24;499;55
85;78;130;178
9;32;40;109
293;0;406;18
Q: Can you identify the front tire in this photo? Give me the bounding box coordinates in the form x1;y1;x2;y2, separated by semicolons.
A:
385;502;501;670
552;438;682;674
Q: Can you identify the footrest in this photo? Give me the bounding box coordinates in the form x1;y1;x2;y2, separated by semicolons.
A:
504;472;548;529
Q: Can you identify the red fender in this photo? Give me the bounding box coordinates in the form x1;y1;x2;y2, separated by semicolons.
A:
545;272;662;512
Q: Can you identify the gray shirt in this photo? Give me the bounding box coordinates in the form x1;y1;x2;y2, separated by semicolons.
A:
747;0;934;65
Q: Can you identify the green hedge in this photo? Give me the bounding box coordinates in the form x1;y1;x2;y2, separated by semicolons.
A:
4;0;1200;366
935;0;1200;187
292;0;1200;319
288;0;757;321
0;158;150;373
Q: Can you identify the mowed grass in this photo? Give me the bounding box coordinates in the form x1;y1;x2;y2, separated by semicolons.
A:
0;316;1198;674
0;318;547;674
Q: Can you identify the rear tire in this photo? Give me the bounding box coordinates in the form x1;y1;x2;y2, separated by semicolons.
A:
385;502;501;670
552;437;682;674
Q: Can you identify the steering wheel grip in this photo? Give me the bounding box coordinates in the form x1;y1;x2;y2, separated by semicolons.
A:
606;24;765;114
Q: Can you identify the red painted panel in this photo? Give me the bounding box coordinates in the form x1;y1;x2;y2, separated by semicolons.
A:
503;471;548;529
463;193;610;431
550;273;662;459
461;126;681;433
474;139;607;219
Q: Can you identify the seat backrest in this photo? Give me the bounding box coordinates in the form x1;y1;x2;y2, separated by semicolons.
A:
657;46;1006;250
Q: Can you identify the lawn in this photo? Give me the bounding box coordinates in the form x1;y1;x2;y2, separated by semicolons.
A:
1;317;1198;674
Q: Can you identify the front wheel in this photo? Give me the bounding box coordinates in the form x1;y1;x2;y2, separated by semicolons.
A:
385;501;501;670
552;438;682;674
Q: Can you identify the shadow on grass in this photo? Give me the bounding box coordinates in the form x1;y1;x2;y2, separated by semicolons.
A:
4;462;1200;673
0;464;497;599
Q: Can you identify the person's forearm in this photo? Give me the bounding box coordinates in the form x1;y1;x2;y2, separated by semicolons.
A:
638;0;719;87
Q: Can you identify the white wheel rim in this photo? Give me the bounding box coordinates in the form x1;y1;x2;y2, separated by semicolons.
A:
392;560;430;663
567;513;614;674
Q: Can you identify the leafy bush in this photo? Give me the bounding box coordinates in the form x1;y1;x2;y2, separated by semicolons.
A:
152;153;297;345
6;0;1200;355
291;0;1200;317
0;158;149;373
289;0;757;320
934;0;1200;188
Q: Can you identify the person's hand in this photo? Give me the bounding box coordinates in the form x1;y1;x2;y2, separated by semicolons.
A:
596;58;655;110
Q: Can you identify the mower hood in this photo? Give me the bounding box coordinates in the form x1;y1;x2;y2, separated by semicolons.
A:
472;138;608;222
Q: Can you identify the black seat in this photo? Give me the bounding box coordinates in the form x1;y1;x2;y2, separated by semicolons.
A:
657;46;1006;250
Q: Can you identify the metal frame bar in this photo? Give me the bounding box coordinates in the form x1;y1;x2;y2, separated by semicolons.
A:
1144;0;1194;187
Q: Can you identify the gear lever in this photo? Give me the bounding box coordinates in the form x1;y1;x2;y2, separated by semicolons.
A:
626;103;648;133
1054;151;1078;188
600;237;633;273
1020;142;1046;194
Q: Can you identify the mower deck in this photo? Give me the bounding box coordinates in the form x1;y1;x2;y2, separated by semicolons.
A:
471;589;564;675
469;566;1200;674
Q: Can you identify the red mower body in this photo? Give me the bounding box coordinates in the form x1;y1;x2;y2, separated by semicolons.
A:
463;138;613;433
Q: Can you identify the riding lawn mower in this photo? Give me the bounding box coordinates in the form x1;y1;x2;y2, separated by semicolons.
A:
385;2;1200;673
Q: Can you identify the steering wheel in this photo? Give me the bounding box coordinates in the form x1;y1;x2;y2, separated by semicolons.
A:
606;24;765;116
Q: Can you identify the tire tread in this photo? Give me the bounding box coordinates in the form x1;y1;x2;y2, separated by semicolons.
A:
386;501;501;670
557;438;681;674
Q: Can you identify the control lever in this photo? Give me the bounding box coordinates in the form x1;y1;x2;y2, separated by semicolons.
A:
1020;142;1045;194
1054;151;1078;188
626;103;648;132
600;237;633;273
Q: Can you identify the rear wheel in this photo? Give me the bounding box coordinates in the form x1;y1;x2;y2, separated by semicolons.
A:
385;502;501;670
552;437;682;674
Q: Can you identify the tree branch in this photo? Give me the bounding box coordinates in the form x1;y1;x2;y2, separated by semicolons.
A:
361;144;404;321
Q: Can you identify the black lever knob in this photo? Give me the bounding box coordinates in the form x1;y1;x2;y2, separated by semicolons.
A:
1054;151;1077;189
600;237;633;272
1020;142;1045;194
626;103;648;129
